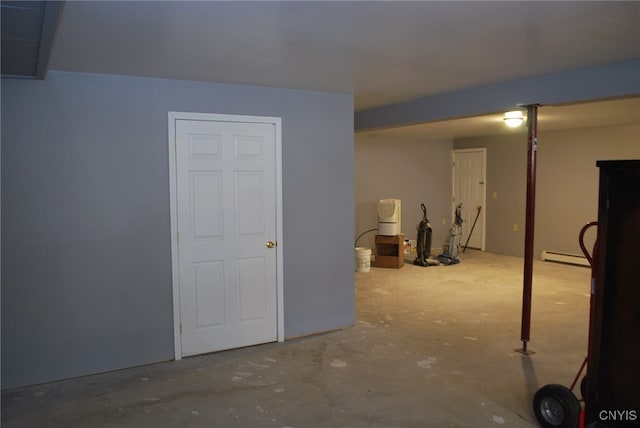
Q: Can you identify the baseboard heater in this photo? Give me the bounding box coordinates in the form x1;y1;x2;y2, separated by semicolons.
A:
540;250;590;267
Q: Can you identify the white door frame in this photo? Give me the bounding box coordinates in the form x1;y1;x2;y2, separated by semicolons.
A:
168;112;284;360
452;148;487;251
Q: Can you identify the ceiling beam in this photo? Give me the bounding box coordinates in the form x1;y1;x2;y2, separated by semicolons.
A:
355;60;640;132
35;1;65;79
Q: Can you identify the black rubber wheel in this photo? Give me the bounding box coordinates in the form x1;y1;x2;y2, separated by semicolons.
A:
533;384;581;428
580;376;587;400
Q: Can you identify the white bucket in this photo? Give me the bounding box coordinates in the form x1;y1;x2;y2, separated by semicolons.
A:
355;247;372;272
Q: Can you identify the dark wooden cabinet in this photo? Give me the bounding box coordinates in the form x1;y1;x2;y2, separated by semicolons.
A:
374;234;404;268
586;160;640;427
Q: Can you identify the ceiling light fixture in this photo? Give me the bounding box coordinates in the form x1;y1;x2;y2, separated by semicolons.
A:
503;110;525;128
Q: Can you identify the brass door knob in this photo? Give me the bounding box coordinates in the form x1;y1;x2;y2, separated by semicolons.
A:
266;241;277;249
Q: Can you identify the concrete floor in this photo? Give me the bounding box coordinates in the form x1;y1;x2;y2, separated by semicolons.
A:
2;250;591;427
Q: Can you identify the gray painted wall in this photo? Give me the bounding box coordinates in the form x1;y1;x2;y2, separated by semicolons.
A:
355;135;453;255
454;123;640;258
1;71;355;389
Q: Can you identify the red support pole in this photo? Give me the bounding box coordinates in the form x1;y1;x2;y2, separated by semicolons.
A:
518;104;538;355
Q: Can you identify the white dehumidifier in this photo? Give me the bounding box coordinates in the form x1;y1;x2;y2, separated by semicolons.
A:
377;199;401;236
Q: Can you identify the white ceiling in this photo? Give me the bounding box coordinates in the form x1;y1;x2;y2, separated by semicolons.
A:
47;1;640;136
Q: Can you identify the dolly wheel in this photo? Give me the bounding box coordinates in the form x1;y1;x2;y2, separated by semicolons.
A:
533;384;581;428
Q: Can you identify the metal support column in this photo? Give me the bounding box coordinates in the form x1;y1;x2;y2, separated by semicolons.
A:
516;104;539;355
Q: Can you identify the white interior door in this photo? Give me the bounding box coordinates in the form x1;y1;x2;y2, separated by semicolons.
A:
452;149;486;251
170;115;280;358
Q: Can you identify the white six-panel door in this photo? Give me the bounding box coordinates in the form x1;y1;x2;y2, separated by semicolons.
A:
169;114;281;358
452;149;486;251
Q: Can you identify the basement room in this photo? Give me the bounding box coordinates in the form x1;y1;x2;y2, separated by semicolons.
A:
2;1;639;427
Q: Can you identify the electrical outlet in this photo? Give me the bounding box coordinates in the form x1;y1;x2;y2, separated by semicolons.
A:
493;191;498;199
513;224;519;232
442;218;446;225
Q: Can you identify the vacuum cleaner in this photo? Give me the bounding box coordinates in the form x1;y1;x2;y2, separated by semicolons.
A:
437;203;463;265
414;203;439;266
